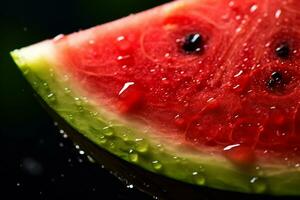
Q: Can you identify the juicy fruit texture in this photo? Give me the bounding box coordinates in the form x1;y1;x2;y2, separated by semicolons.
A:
58;0;300;160
11;0;300;196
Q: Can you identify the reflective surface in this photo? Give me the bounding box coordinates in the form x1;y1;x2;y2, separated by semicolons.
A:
0;0;167;199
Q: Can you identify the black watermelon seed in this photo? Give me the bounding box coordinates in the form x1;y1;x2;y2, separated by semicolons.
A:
275;42;290;59
182;33;203;53
266;71;283;90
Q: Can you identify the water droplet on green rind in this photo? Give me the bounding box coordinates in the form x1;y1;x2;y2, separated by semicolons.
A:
135;138;149;153
192;172;206;185
152;160;163;171
250;177;267;194
99;135;107;144
103;126;114;136
129;150;139;163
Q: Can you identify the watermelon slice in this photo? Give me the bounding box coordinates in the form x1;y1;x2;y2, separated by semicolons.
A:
11;0;300;196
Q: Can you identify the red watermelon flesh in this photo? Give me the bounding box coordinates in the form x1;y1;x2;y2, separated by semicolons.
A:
54;0;300;164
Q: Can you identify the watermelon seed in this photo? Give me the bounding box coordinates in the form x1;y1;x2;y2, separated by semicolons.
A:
182;33;204;53
275;42;290;58
266;71;283;91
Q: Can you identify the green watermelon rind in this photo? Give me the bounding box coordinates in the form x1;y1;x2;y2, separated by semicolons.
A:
10;44;300;196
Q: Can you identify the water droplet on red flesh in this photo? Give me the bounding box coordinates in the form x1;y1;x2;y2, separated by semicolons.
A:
118;82;143;114
58;0;300;166
224;144;256;166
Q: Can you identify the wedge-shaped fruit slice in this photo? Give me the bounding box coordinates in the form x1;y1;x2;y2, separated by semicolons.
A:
11;0;300;196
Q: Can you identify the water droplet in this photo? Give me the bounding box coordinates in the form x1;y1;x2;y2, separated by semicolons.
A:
236;27;242;33
223;144;256;166
87;155;95;163
275;9;282;19
102;126;114;136
88;40;95;45
224;144;241;151
68;114;74;121
126;184;134;189
64;87;71;94
192;172;206;185
99;135;107;144
118;82;143;113
250;4;258;13
250;177;267;193
119;82;135;95
128;151;139;163
135;138;149;153
53;34;65;42
234;70;244;78
228;1;235;7
152;160;162;170
79;150;85;155
47;93;56;103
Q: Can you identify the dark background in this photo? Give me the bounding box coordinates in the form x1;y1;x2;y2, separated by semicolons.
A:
0;0;168;199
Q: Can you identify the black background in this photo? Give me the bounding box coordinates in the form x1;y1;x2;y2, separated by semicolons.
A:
0;0;169;199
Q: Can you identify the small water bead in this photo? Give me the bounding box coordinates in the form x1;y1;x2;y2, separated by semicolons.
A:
118;82;143;113
275;9;282;19
192;172;206;185
126;184;134;189
223;144;256;166
47;93;56;102
135;138;149;153
152;160;163;170
79;150;85;155
87;155;95;163
99;135;107;144
249;4;258;13
182;33;204;53
53;34;65;42
64;87;71;94
250;177;267;194
228;1;235;7
68;114;74;121
128;150;139;163
102;126;114;136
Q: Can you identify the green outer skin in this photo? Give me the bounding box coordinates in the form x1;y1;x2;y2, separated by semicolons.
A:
10;43;300;196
